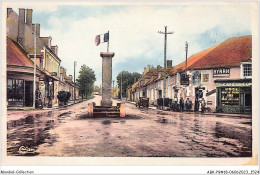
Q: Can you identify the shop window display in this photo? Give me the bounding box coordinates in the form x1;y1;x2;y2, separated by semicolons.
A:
221;87;240;106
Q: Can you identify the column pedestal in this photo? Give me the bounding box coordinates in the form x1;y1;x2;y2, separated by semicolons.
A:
100;52;115;106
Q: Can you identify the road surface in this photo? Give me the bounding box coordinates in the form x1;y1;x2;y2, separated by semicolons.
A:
7;95;252;157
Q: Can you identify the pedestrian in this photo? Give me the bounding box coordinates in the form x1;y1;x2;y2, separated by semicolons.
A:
201;98;206;113
179;97;184;112
173;95;178;111
185;98;192;111
36;90;43;109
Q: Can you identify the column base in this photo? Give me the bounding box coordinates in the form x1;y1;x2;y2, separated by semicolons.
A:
101;100;112;106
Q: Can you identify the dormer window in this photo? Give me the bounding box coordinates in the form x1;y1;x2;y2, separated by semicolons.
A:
243;64;252;77
241;62;252;78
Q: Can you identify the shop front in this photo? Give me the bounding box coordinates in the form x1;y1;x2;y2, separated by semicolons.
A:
215;79;252;114
7;67;42;108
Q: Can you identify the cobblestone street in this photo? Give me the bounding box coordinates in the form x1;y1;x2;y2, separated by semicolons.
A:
7;95;252;157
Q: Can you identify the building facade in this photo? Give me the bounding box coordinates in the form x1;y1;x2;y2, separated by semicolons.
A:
7;38;44;107
130;36;252;114
7;8;79;108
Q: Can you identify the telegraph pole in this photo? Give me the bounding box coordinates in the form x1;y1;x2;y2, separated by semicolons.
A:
126;80;128;100
121;73;123;99
33;24;36;109
158;26;174;109
74;61;77;104
185;41;188;70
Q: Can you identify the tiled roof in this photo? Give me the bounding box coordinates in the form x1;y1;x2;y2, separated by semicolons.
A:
169;35;252;75
7;38;34;67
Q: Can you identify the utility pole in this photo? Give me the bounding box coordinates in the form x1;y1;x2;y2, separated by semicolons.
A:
158;26;174;109
112;80;115;89
126;80;128;101
121;73;123;100
185;41;188;70
33;24;36;109
74;61;77;104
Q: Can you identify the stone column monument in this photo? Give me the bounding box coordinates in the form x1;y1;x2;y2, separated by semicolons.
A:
100;52;114;106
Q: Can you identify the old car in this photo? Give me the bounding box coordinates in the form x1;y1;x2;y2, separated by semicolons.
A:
136;97;149;108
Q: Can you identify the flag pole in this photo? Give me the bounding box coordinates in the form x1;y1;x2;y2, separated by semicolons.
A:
107;31;109;52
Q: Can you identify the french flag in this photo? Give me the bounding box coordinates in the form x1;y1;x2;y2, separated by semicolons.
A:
103;32;109;42
95;35;100;46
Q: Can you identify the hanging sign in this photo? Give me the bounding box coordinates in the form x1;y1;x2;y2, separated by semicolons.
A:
180;73;189;85
192;71;201;85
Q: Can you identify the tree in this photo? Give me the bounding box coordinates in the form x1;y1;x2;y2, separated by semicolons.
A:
93;85;100;93
76;65;96;99
116;71;141;98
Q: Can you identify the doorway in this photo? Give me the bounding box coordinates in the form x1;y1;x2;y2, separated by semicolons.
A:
25;81;33;107
194;87;204;112
159;90;162;98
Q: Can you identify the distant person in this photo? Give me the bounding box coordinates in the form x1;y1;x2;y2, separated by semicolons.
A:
179;97;184;112
194;91;200;112
173;95;178;111
185;98;192;111
201;98;206;113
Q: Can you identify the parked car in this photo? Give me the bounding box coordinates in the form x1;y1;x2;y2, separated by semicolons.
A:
136;97;149;108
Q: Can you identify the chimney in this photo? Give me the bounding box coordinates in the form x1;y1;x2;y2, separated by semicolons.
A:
32;24;40;36
55;45;58;55
60;67;66;76
7;8;13;17
51;45;58;55
48;36;52;48
26;9;33;27
157;65;162;71
147;65;151;72
166;60;172;69
18;8;25;44
143;67;147;75
36;24;40;36
51;46;55;54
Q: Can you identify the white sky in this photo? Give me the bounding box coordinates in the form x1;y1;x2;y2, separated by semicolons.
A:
6;3;253;87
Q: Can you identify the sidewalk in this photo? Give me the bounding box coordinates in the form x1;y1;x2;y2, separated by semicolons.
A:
42;100;83;110
7;100;84;111
125;100;252;118
6;100;85;122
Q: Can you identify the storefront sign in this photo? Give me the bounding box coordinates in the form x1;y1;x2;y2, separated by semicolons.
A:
213;68;230;77
216;82;252;87
180;73;189;85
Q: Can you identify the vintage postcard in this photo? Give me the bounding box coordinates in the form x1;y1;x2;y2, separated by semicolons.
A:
1;1;259;168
